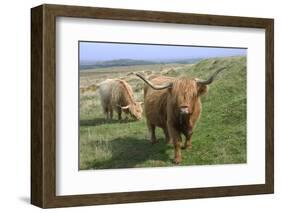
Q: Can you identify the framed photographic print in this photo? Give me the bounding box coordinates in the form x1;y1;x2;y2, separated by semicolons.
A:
31;4;274;208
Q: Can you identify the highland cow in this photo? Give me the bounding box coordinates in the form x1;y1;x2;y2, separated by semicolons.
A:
98;79;143;120
136;67;225;164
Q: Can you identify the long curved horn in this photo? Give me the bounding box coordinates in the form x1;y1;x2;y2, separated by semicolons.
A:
136;73;173;90
196;67;227;85
117;104;130;109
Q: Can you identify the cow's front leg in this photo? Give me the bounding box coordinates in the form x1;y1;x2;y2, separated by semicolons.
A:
105;112;109;120
182;121;193;150
109;107;113;120
147;123;157;144
124;113;129;121
117;108;122;120
174;139;182;164
104;106;109;120
168;125;182;164
163;127;172;144
183;129;193;150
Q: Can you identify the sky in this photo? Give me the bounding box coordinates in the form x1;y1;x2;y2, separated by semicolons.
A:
79;41;246;63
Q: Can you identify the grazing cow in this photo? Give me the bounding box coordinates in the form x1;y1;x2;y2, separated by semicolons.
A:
98;79;143;120
136;68;225;164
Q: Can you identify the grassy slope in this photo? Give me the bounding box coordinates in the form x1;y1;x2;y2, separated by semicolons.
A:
79;56;247;169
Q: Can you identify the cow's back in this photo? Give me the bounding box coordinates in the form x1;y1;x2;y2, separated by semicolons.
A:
114;80;135;107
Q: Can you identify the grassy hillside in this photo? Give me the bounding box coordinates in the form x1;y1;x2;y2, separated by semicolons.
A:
79;56;246;169
80;58;202;70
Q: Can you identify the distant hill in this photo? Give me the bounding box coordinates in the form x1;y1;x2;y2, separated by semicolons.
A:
79;58;203;70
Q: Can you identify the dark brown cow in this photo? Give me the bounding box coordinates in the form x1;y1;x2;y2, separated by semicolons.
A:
136;68;225;164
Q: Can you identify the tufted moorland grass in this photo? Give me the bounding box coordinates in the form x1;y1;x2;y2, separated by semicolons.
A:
79;56;246;170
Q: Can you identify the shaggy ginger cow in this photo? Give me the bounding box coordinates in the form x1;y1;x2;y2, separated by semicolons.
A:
136;68;225;164
98;79;143;120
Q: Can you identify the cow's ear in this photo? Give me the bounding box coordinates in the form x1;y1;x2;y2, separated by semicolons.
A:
196;83;208;96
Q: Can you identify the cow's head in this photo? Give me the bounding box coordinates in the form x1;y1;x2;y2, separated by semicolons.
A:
136;67;225;117
119;102;143;120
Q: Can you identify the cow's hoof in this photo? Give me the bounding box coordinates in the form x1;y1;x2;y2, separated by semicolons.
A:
173;158;181;164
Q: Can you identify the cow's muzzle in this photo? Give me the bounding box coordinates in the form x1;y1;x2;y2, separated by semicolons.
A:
179;107;190;126
179;106;189;115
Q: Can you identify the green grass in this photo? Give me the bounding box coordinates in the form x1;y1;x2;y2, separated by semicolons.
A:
79;56;247;170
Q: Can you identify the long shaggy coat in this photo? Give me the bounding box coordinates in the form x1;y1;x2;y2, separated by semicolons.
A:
98;79;142;120
143;75;208;163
